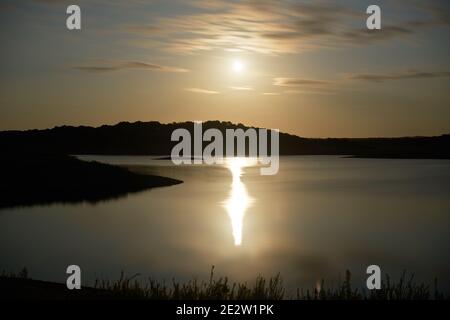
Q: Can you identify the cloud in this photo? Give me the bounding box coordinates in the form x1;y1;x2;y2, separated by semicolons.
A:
185;88;219;94
284;89;335;95
410;1;450;27
347;70;450;83
127;1;356;54
124;24;161;34
73;60;189;73
262;92;280;96
274;78;331;87
32;0;69;4
338;25;414;44
230;86;253;91
273;77;337;95
32;0;147;6
124;0;450;54
74;66;121;73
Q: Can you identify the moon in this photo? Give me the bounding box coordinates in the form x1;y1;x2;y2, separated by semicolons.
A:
232;60;245;73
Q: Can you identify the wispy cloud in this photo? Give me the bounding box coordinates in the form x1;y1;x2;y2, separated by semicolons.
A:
273;77;337;95
124;24;161;34
124;0;450;54
73;60;189;73
274;78;331;87
262;92;280;96
230;86;253;91
411;1;450;27
185;88;219;94
32;0;71;4
347;70;450;83
338;25;414;44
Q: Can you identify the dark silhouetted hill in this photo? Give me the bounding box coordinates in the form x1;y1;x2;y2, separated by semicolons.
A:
0;121;449;158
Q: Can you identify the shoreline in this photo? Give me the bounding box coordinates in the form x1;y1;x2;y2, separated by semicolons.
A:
0;154;182;210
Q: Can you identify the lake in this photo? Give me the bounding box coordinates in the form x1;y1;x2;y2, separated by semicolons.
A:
1;156;449;293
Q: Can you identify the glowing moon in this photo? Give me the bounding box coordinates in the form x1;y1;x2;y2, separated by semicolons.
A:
232;60;244;73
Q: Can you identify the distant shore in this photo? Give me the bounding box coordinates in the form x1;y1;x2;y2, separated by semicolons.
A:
1;121;449;159
0;154;182;209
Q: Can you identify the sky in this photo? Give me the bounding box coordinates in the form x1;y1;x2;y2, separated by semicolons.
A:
0;0;449;137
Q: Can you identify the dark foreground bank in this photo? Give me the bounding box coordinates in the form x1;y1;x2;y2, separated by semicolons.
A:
0;154;182;209
0;268;447;300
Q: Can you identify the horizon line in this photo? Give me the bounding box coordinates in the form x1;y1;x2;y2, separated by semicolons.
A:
0;120;449;140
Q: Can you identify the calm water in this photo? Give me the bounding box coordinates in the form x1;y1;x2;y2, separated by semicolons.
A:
1;156;450;292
